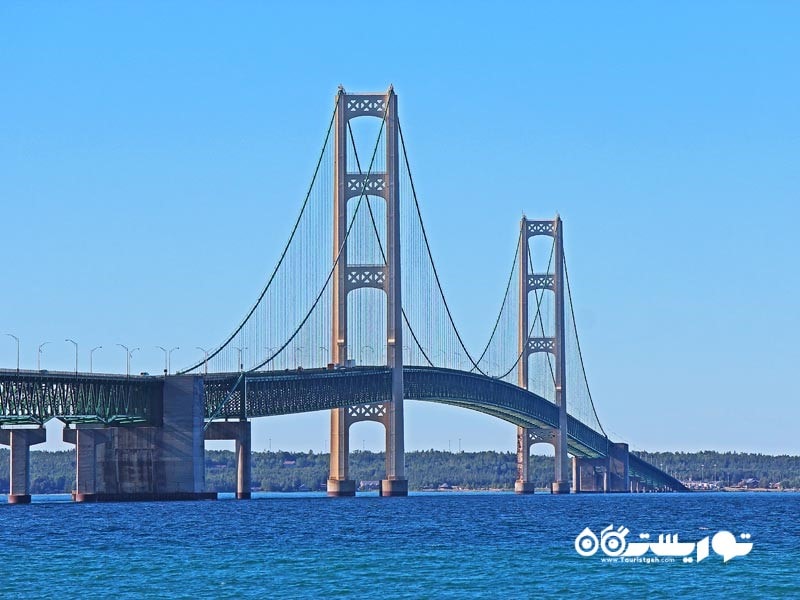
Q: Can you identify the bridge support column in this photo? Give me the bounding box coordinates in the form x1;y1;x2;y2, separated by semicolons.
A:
607;442;630;492
571;456;581;493
0;427;47;504
236;421;251;500
205;420;252;499
64;425;107;501
514;427;535;494
64;376;210;502
572;457;607;493
327;407;355;496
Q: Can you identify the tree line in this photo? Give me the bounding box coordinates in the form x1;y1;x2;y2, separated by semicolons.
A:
1;449;799;494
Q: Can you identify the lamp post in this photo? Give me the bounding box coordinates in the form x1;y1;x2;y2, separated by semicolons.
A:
195;346;209;376
37;341;51;371
89;346;102;374
168;347;179;375
156;346;180;375
117;344;139;376
117;343;130;376
5;333;19;372
294;346;304;368
234;346;247;372
65;339;78;373
156;346;168;375
361;345;374;365
319;346;328;367
265;347;278;369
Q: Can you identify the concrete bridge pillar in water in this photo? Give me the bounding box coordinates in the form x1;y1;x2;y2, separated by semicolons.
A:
515;427;557;494
571;443;630;493
0;427;47;503
328;87;406;497
205;420;251;499
62;375;210;502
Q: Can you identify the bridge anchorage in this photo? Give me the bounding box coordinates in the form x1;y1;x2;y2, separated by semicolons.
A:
1;86;688;503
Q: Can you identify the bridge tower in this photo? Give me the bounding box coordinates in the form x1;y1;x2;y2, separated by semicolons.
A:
328;86;407;497
515;216;570;494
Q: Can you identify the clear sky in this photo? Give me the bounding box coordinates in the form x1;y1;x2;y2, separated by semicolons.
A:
2;2;798;455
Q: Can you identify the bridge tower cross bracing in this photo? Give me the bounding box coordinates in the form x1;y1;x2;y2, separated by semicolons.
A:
328;86;407;497
514;216;570;494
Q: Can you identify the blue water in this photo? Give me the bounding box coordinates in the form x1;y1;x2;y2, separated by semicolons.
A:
1;492;797;598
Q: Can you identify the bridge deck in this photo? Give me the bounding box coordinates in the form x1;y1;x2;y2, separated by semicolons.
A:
0;367;685;490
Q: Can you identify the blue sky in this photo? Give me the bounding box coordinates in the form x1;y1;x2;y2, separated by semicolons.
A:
2;2;798;454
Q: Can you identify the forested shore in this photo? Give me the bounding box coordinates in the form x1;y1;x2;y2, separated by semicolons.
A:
2;449;799;494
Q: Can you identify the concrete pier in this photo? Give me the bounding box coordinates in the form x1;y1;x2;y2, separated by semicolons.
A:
1;427;47;503
63;375;211;502
379;478;408;497
205;420;251;499
608;442;630;492
514;427;535;494
572;444;630;493
327;407;355;496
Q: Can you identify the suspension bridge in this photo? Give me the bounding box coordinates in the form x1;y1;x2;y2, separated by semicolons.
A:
0;87;686;503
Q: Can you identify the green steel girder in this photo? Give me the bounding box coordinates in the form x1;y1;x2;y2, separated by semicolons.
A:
0;369;162;426
0;367;685;490
203;366;610;457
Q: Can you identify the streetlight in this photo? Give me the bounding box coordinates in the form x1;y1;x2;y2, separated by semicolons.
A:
117;344;130;375
5;333;19;372
156;346;180;375
117;344;140;376
362;345;374;365
234;346;247;372
195;346;209;376
294;346;304;368
319;346;328;367
130;348;140;374
37;341;51;371
402;345;411;365
156;346;168;375
65;339;78;373
264;347;278;369
89;346;102;373
168;347;179;375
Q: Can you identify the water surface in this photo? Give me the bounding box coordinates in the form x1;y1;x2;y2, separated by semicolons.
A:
1;492;796;598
